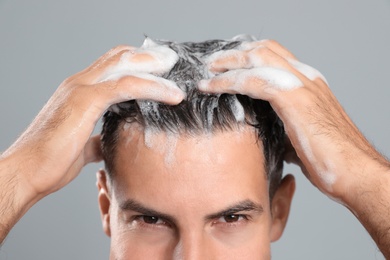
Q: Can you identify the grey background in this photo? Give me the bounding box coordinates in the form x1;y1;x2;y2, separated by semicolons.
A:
0;0;389;259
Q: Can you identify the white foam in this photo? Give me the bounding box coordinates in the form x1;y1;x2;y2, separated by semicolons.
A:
206;96;219;129
151;102;161;121
317;169;337;192
106;72;184;113
247;47;267;67
206;47;268;72
206;49;245;70
142;127;179;166
123;72;180;95
122;121;132;131
122;122;144;147
230;95;245;122
285;109;337;191
164;134;178;165
239;41;255;51
288;59;328;84
252;67;303;90
232;67;303;91
231;34;258;42
108;104;120;114
199;67;303;93
98;41;179;82
141;37;160;49
143;127;155;149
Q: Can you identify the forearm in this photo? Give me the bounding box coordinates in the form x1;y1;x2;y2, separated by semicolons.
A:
0;155;38;244
343;154;390;258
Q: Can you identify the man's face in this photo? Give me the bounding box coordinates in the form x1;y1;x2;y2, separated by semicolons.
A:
97;125;294;260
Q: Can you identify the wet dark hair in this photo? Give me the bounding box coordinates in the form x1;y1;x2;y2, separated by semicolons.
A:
101;37;285;198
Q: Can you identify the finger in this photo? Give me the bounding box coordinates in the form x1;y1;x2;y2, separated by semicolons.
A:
78;45;135;78
287;59;328;83
207;39;297;73
206;49;251;73
207;46;327;86
95;72;185;107
198;67;303;100
262;40;296;59
96;169;109;191
84;135;103;165
207;47;271;73
283;135;301;165
207;46;293;74
91;45;135;70
255;40;327;83
242;40;297;60
207;38;326;83
84;45;179;84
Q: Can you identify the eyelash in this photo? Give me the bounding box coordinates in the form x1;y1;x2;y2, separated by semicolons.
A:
213;214;250;227
132;214;250;229
132;215;172;229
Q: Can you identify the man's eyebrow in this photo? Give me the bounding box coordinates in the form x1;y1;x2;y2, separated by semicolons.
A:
119;199;176;223
205;200;264;221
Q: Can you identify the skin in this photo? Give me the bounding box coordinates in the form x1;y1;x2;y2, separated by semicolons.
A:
0;39;389;257
97;126;295;260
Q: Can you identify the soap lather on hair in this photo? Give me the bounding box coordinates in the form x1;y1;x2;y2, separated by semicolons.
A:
109;35;261;131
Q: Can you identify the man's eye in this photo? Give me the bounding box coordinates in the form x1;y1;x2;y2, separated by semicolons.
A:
219;214;247;223
137;215;165;225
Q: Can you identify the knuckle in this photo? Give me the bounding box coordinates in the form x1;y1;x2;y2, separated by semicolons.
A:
226;50;248;67
109;49;129;62
87;83;115;107
99;81;121;98
116;75;136;88
61;76;74;86
262;39;279;47
111;44;134;52
70;84;91;98
62;71;87;85
251;46;274;58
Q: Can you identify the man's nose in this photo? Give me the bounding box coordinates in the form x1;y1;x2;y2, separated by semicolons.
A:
173;231;213;260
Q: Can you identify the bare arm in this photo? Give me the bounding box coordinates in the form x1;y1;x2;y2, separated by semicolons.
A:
343;156;390;256
0;45;184;244
0;158;23;244
198;39;390;258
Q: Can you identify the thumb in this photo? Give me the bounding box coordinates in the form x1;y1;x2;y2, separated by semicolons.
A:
84;135;103;165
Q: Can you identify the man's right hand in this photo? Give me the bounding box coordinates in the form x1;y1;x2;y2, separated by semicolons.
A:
0;45;185;243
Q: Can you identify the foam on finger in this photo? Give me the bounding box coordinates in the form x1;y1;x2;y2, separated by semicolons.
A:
107;72;185;111
288;59;328;84
248;67;303;91
98;38;179;83
199;67;303;95
206;49;250;72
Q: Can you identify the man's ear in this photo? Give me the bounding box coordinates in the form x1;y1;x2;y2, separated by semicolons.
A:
269;174;295;242
97;169;111;237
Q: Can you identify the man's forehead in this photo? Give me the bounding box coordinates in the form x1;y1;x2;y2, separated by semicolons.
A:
113;122;269;207
114;122;265;177
117;121;262;154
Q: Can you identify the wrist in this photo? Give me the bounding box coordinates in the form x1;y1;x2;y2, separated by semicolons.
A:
340;153;390;212
0;152;44;214
0;155;35;242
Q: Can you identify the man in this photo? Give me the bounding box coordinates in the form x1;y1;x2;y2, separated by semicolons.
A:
98;37;294;258
0;36;389;259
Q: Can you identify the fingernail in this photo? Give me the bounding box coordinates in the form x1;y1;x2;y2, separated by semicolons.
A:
204;56;218;71
173;89;186;103
166;81;186;97
198;79;210;91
